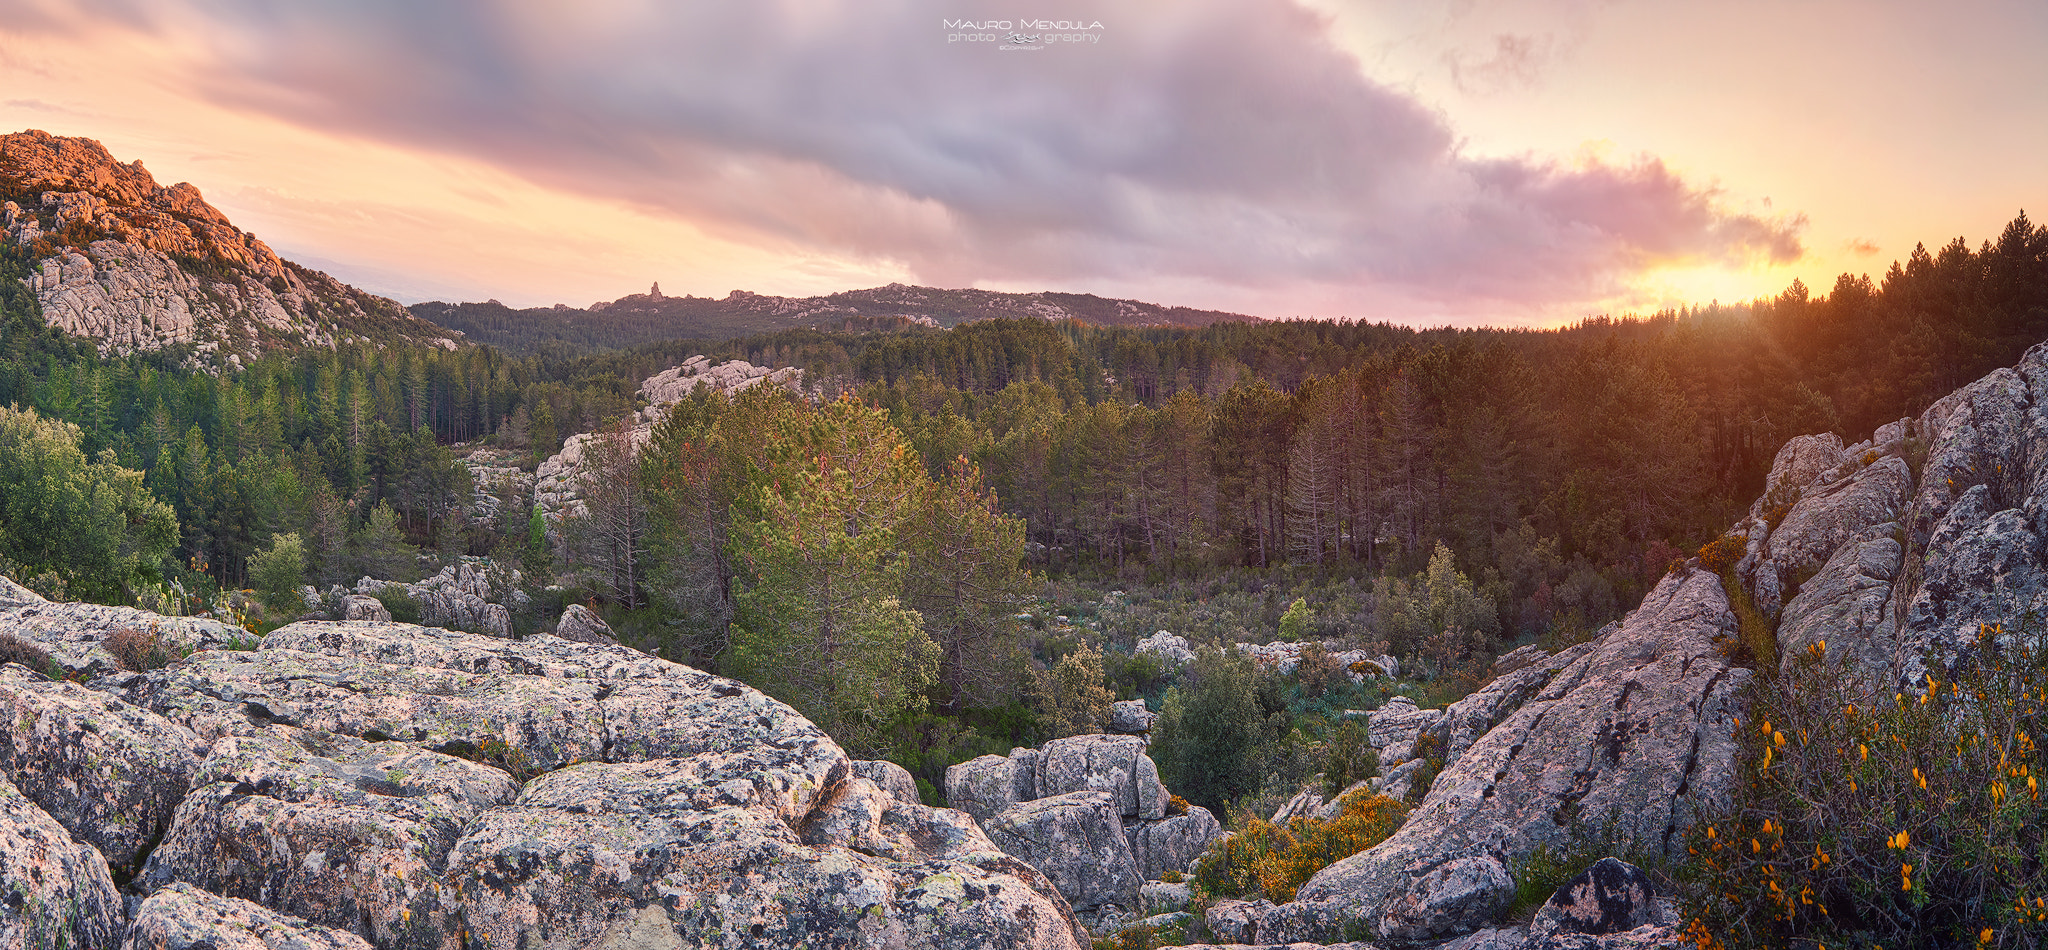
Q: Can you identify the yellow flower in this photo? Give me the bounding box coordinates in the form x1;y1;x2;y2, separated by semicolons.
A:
1860;743;1869;761
1915;767;1928;789
1774;731;1788;748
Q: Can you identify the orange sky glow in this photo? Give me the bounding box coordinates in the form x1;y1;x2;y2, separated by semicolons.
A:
2;0;2042;326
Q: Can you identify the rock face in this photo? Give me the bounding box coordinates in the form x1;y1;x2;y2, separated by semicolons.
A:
1127;806;1224;881
1216;342;2048;946
0;774;125;948
137;727;520;949
1255;569;1747;944
0;665;199;877
1;130;457;359
0;603;1086;949
945;748;1040;822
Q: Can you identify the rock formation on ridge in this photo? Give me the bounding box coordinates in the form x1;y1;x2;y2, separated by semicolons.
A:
1;130;458;360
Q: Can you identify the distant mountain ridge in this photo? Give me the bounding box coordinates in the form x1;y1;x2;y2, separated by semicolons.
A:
411;282;1257;352
0;130;458;361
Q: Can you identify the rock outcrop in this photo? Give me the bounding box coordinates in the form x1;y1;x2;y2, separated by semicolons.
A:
533;357;806;523
0;581;243;677
2;130;458;359
339;562;519;639
947;734;1223;918
1247;569;1747;945
0;604;1086;949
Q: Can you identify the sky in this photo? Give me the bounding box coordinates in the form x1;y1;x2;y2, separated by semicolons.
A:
1;0;2042;326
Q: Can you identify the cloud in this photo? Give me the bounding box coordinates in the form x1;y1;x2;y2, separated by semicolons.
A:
1845;237;1881;256
1445;33;1553;94
4;0;1803;317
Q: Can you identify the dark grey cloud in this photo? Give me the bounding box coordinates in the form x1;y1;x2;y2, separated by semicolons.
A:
5;0;1803;314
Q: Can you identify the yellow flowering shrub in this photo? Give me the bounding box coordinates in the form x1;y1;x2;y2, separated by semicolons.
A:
1680;623;2048;948
1190;790;1408;904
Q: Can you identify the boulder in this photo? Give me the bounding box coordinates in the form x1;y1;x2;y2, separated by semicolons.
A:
981;791;1143;913
1366;695;1442;766
945;748;1039;822
1126;805;1224;880
123;883;374;950
1264;569;1749;944
0;665;199;876
1526;858;1672;940
447;759;1083;950
852;758;923;805
1139;880;1192;915
0;775;124;949
1202;898;1275;943
136;726;520;950
552;603;617;644
339;594;390;622
1035;733;1168;820
1110;698;1155;734
1134;631;1194;668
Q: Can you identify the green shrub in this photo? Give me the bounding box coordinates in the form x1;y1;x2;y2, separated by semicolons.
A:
1321;719;1376;797
1191;789;1408;903
1679;625;2048;948
1278;597;1312;642
248;532;308;616
373;589;423;625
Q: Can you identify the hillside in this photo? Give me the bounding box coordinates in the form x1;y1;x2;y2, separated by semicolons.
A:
411;281;1255;352
0;130;459;361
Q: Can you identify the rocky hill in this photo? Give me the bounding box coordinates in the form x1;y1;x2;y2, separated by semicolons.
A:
411;282;1255;352
0;130;459;361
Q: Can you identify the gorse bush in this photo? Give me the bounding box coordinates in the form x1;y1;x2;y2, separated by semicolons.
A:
1681;624;2048;949
1190;790;1408;904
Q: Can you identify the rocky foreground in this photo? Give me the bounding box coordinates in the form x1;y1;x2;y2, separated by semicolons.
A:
0;578;1085;949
